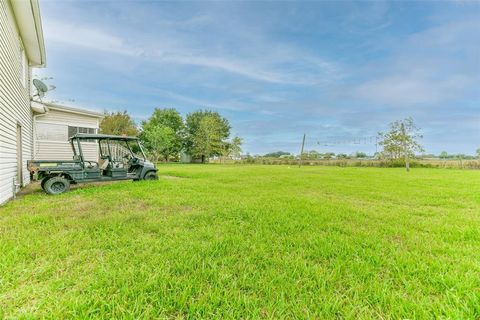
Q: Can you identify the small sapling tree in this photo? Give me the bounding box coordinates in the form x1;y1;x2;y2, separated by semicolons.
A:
378;117;424;171
229;136;243;159
219;136;242;162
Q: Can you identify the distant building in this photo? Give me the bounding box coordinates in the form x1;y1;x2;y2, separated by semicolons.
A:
180;151;192;163
180;152;203;163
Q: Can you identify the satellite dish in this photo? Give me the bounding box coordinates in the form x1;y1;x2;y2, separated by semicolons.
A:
33;79;48;99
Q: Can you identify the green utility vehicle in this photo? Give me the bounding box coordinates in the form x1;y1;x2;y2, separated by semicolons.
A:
28;134;158;195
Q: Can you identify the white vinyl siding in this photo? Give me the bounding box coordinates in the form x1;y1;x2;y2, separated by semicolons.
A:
34;109;100;161
38;108;99;128
35;141;98;162
0;0;33;204
36;122;68;141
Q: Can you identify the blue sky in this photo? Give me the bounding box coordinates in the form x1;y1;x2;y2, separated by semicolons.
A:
36;1;479;155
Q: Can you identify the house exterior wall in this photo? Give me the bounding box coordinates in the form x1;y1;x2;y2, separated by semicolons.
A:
34;108;101;161
0;0;34;204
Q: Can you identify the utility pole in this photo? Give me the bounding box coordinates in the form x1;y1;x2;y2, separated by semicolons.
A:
401;123;410;172
298;133;306;168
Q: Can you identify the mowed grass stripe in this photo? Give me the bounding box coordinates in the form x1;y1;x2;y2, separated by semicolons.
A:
1;165;479;318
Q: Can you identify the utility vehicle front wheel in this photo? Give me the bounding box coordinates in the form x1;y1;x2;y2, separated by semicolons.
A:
44;176;70;195
143;171;158;180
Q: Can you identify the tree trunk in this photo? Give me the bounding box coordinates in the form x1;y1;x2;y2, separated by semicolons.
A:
201;155;205;163
401;123;410;172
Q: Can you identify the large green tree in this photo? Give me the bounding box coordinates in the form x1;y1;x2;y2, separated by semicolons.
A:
141;108;185;161
185;110;231;163
142;125;176;162
145;108;184;133
100;111;138;136
378;117;424;171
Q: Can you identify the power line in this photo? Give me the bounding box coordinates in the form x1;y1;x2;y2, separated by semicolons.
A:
316;136;379;148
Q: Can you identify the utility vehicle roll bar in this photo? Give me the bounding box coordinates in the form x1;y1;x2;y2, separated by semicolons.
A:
69;134;147;161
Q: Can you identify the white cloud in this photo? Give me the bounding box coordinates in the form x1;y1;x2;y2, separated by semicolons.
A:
44;20;143;56
355;74;473;106
43;18;340;85
157;54;288;84
353;17;480;107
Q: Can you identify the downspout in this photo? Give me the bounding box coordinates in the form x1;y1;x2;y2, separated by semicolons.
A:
31;101;49;159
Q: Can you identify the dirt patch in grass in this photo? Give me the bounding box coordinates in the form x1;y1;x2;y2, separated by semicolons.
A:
15;180;119;198
15;182;43;197
161;175;186;180
15;176;182;200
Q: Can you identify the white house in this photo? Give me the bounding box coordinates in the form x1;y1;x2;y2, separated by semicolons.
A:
33;102;103;162
0;0;103;204
0;0;46;204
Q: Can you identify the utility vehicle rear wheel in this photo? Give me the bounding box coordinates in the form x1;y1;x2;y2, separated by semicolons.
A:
40;177;49;190
143;171;158;180
44;176;70;195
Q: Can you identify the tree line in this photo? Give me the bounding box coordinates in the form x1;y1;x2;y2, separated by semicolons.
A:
100;112;478;169
259;118;479;171
99;109;242;163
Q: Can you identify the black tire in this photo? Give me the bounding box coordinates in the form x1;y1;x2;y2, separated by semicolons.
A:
44;176;70;195
143;171;158;180
40;177;50;190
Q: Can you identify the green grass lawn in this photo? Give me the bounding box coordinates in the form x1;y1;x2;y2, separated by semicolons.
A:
1;165;480;318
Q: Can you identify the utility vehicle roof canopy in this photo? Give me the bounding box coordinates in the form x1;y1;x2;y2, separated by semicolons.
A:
70;134;139;141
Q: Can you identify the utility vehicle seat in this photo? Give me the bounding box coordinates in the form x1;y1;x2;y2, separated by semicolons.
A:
100;158;110;170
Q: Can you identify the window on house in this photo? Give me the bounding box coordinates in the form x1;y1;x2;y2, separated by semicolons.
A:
68;126;97;137
36;123;68;141
68;126;97;141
